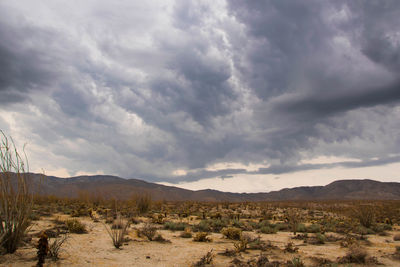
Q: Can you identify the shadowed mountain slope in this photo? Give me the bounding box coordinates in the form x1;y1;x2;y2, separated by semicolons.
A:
8;173;400;201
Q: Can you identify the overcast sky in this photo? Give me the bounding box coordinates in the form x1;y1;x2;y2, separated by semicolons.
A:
1;0;400;192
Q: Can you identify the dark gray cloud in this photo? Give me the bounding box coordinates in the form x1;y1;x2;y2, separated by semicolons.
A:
274;79;400;119
0;1;399;188
347;0;400;73
0;21;59;103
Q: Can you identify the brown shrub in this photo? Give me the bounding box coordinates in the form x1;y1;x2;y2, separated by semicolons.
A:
137;223;157;241
284;242;298;253
193;232;212;242
394;233;400;241
221;227;242;240
353;204;375;228
192;249;214;267
338;245;368;264
65;219;87;234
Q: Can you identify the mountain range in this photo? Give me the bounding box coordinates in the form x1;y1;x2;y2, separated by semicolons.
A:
13;173;400;201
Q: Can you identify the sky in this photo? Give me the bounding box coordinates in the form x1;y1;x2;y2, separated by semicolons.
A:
1;0;400;193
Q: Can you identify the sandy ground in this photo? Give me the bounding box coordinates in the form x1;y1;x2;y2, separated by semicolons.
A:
1;215;400;266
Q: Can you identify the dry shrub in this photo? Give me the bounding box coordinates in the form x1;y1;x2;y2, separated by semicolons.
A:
65;219;87;234
180;227;192;238
393;246;400;260
137;222;157;241
219;248;236;257
306;233;325;245
48;234;69;261
36;232;48;267
394;233;400;241
153;233;171;243
229;253;279;267
192;249;214;267
338;245;368;264
221;227;242;240
255;253;270;266
234;237;248;253
193;232;212;242
284;242;298;253
52;216;65;226
104;216;130;248
247;235;268;251
286;209;301;235
340;235;357;248
134;194;152;215
309;256;333;266
353;204;375;228
0;131;33;253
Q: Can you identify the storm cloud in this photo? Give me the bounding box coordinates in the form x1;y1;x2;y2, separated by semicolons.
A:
0;0;399;189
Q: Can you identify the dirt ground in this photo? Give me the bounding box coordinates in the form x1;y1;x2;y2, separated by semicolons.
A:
1;214;400;266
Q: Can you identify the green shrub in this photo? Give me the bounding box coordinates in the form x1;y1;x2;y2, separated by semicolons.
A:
306;224;321;233
354;226;374;235
315;233;326;244
180;228;192;238
372;223;392;233
260;225;277;234
193;220;211;232
257;220;271;229
296;224;307;233
274;222;289;231
232;220;244;229
210;218;229;232
288;257;305;267
247;236;267;251
164;221;187;231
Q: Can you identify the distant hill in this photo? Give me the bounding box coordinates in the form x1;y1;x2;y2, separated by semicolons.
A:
5;173;400;201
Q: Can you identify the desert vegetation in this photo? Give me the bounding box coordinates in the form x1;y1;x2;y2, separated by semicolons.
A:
1;191;400;266
0;131;33;254
2;130;400;266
